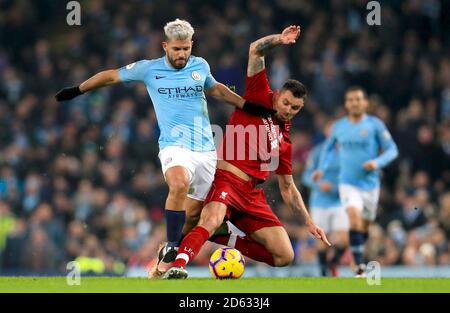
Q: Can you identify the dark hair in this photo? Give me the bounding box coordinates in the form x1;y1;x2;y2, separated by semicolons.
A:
345;86;367;99
281;79;307;100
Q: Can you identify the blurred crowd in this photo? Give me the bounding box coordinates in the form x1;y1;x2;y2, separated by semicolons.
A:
0;0;449;275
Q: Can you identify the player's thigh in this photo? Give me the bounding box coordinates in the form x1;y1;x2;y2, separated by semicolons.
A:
159;146;194;191
198;201;228;235
361;188;380;226
250;226;294;261
188;150;217;201
331;207;350;233
328;207;350;246
339;184;364;223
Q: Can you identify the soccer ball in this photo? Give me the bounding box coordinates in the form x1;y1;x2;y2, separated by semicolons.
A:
209;247;245;279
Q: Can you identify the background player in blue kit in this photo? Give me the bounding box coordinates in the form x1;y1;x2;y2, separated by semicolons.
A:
55;19;270;278
313;86;399;277
303;120;349;277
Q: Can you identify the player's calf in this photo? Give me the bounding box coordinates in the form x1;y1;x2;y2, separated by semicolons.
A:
182;198;204;235
347;207;370;275
171;202;228;270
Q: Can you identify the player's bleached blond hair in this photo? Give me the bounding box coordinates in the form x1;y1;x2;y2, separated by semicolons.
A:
164;19;195;41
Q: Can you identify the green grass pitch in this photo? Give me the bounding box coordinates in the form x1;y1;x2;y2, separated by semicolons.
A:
1;277;449;293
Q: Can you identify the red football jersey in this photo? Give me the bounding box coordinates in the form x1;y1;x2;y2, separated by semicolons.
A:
218;69;292;181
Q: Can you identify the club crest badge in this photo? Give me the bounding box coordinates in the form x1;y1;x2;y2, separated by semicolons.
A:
191;71;201;81
164;157;172;166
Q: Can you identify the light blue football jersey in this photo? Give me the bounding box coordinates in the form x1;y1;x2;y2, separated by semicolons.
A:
302;142;341;209
118;55;217;151
319;115;398;190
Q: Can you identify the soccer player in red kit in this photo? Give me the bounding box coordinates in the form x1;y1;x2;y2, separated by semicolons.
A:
163;25;330;279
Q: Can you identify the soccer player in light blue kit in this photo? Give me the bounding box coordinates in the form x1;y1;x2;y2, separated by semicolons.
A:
312;86;398;277
55;19;270;278
302;120;349;277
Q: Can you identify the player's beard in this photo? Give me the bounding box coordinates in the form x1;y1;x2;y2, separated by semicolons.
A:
350;110;364;119
168;55;189;69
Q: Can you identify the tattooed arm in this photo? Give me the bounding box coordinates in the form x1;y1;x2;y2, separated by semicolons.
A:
247;25;301;77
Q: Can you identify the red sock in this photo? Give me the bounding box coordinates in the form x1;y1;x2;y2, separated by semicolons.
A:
210;234;275;266
173;226;210;268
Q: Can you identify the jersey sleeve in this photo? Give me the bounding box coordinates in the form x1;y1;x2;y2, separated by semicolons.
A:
275;134;292;175
244;69;273;109
201;58;217;90
118;60;152;82
373;119;399;168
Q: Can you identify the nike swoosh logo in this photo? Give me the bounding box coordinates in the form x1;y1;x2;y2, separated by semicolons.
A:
155;76;166;79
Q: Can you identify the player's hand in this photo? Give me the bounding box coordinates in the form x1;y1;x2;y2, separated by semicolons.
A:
55;86;83;101
363;160;378;171
319;181;332;193
280;25;301;45
306;220;331;246
311;170;323;182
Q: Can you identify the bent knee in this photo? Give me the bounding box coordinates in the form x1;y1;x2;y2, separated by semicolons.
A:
168;179;189;195
273;248;295;267
198;214;223;234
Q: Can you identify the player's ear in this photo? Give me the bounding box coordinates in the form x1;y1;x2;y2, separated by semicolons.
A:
272;91;280;107
273;90;280;100
162;41;168;53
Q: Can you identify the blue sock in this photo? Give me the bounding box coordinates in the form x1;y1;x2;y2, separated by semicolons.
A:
363;232;369;242
165;209;186;247
331;246;346;265
318;251;328;276
349;230;365;266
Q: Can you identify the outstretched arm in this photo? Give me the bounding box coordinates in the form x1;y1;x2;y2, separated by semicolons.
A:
206;82;245;108
206;82;276;115
79;70;121;93
247;25;300;77
363;121;399;170
55;60;152;101
278;174;331;246
55;69;120;101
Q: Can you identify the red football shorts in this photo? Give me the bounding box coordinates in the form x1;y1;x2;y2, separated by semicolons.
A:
204;169;283;235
